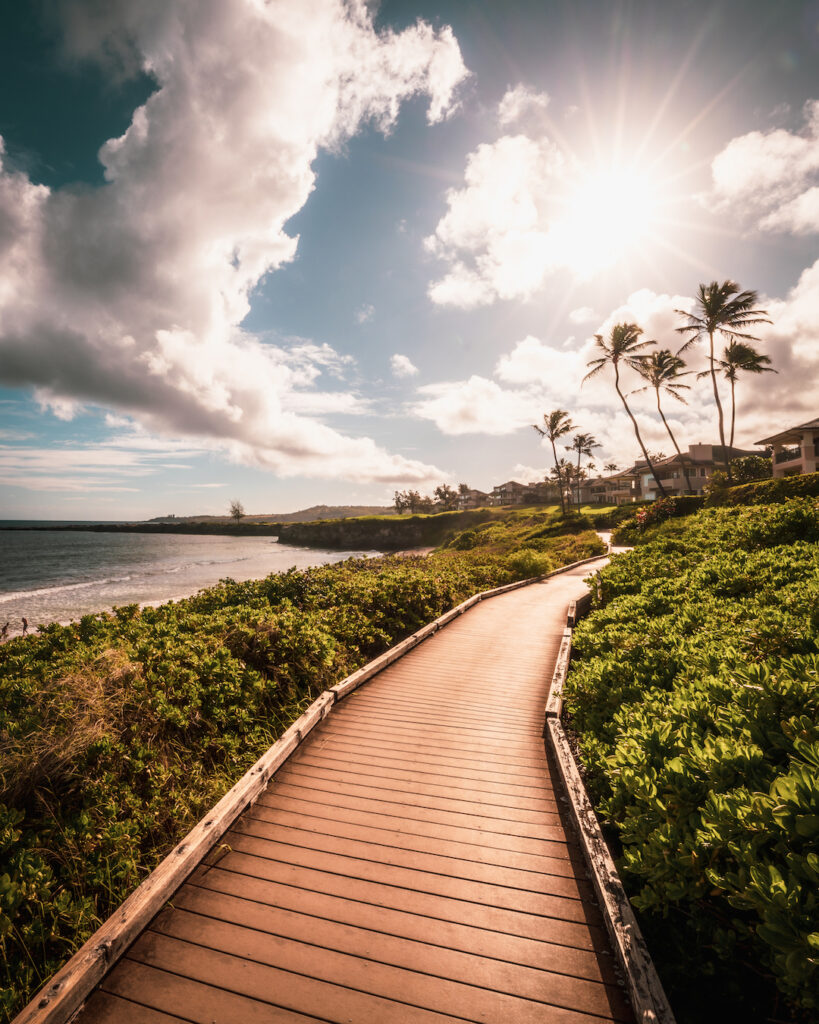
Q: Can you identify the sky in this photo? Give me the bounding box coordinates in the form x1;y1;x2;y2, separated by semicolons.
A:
0;0;817;519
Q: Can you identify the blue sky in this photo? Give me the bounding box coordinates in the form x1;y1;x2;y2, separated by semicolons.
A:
1;0;818;518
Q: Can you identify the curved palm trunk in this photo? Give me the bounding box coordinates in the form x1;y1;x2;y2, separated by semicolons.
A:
550;437;565;515
655;388;693;493
615;364;668;499
709;329;731;479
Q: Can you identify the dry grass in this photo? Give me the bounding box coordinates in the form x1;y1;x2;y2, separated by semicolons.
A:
0;649;142;805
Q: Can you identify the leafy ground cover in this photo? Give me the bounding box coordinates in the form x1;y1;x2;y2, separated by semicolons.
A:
565;499;819;1022
0;518;602;1020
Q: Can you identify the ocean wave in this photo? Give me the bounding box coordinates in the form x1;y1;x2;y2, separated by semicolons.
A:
0;575;133;604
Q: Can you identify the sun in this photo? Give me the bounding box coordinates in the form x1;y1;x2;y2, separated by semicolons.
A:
551;163;663;277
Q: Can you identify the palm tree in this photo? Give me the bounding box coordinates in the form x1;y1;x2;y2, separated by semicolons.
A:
565;432;600;509
533;409;575;515
549;458;574;510
583;323;667;498
675;281;770;479
634;349;695;493
705;341;777;452
604;462;619;474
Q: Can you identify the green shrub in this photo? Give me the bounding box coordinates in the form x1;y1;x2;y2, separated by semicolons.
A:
565;500;819;1019
709;471;819;507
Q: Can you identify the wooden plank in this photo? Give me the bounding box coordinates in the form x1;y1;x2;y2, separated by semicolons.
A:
231;816;583;889
127;929;487;1024
548;719;675;1024
188;864;618;982
190;858;609;952
274;762;561;815
288;750;555;800
149;908;627;1024
167;892;633;1021
78;991;188;1024
255;783;567;839
306;723;550;768
245;803;584;872
251;793;577;856
305;734;550;778
220;833;596;918
267;769;561;825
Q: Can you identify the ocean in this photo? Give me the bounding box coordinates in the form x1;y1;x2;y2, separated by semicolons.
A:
0;526;378;638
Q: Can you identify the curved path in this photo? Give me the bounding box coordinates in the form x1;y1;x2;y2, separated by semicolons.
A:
78;556;632;1024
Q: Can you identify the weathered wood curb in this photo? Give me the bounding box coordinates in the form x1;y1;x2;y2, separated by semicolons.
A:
13;551;607;1024
545;583;677;1024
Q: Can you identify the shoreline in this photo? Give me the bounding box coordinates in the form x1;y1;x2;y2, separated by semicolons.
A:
0;545;435;643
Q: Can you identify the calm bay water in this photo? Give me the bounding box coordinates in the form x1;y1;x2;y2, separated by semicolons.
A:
0;526;378;637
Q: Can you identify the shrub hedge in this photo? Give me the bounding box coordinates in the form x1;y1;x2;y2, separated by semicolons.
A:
565;499;819;1020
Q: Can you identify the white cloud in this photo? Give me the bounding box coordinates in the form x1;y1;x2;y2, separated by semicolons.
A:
390;353;419;378
425;130;659;307
568;306;598;324
497;85;549;126
0;0;467;484
412;375;541;435
495;335;589;387
707;99;819;234
356;304;375;324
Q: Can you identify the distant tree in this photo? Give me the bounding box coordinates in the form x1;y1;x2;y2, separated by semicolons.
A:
549;458;573;508
634;348;695;493
457;482;471;495
704;341;777;452
604;462;619;474
395;489;435;513
584;323;667;498
434;484;459;510
565;432;600;509
229;500;245;524
533;409;575;515
676;281;770;479
730;454;772;484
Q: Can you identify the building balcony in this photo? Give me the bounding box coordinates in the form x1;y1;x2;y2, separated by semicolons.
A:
774;447;801;464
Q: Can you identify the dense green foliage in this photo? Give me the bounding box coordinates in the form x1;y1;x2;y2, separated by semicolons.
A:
709;470;819;507
565;500;819;1019
0;523;602;1020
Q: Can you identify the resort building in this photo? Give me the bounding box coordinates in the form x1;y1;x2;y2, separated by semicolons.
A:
756;419;819;477
581;468;641;506
635;443;759;500
456;488;490;510
490;480;528;506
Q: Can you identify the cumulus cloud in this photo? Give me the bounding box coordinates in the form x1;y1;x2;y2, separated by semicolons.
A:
707;99;819;234
425;134;566;307
497;85;549;126
0;0;468;484
424;128;652;307
568;306;598;324
412;375;540;435
390;353;419;378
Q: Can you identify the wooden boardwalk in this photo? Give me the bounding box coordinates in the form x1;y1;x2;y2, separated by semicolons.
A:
76;557;633;1024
